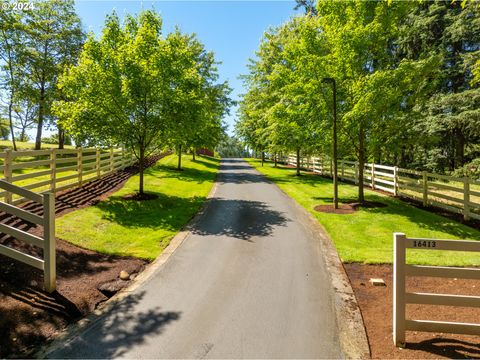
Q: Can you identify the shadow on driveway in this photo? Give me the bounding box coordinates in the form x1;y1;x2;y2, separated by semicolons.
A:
192;198;289;242
48;291;181;359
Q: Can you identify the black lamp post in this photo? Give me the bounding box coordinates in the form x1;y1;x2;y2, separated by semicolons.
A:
322;77;338;210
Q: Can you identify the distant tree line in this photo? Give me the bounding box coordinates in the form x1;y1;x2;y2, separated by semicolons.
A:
236;0;480;202
216;135;250;158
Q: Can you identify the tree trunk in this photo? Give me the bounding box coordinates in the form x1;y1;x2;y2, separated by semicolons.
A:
261;151;265;166
177;144;182;170
192;148;196;161
358;123;365;203
139;146;145;195
8;102;17;151
296;148;300;176
274;152;277;167
449;130;456;171
58;128;65;149
35;85;45;150
454;129;465;169
6;52;17;151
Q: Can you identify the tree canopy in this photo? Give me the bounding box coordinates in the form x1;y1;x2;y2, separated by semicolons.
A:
54;10;230;194
237;0;480;202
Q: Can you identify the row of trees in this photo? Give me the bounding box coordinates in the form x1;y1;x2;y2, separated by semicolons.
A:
0;0;84;150
236;0;480;202
54;10;231;194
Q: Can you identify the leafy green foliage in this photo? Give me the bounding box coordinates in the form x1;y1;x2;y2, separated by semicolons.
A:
54;10;229;192
216;135;249;158
0;0;84;150
238;0;480;197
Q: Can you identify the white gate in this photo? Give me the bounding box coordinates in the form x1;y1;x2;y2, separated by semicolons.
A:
393;232;480;347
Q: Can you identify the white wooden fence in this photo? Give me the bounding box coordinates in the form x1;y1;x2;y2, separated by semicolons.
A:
283;155;480;221
393;232;480;347
0;147;135;205
0;180;56;292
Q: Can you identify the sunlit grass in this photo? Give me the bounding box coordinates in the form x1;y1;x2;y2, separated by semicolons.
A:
57;155;219;259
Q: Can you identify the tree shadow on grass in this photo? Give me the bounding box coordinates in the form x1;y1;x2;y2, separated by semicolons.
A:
313;192;479;239
46;291;181;359
96;193;206;230
154;166;217;185
150;158;218;185
407;337;480;359
191;198;289;241
192;156;221;169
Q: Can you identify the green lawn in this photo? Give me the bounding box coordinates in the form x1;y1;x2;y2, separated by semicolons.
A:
247;159;480;266
0;140;75;150
57;154;219;259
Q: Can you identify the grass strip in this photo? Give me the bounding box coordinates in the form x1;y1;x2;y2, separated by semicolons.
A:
247;159;480;266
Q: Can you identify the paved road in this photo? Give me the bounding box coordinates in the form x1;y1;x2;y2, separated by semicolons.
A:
49;159;341;359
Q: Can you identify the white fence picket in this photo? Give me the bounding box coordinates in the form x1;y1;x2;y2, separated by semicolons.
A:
283;154;480;220
0;147;136;205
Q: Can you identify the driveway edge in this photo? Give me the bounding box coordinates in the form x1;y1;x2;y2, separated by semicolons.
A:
37;165;221;359
252;165;371;359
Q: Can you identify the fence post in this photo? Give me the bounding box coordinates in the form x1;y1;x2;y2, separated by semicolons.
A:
393;232;406;348
422;171;428;207
4;149;12;204
110;148;114;173
464;177;470;221
50;149;56;193
371;163;375;189
77;148;83;186
96;149;100;179
43;192;56;293
394;166;398;197
330;159;333;177
341;160;345;179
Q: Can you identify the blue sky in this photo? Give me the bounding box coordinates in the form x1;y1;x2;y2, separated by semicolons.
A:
74;0;298;135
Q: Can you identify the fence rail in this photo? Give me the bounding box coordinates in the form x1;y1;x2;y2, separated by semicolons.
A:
0;147;135;205
282;155;480;221
393;233;480;347
0;179;56;292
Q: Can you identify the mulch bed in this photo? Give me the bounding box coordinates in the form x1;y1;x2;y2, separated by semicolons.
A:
314;201;387;214
0;153;168;358
314;203;356;214
345;264;480;359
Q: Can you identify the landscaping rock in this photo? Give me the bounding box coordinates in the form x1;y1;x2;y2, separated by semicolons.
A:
97;279;128;298
119;270;130;280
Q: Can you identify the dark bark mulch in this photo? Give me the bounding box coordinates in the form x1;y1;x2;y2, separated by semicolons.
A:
314;201;387;214
314;204;356;214
345;263;480;359
0;153;168;358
